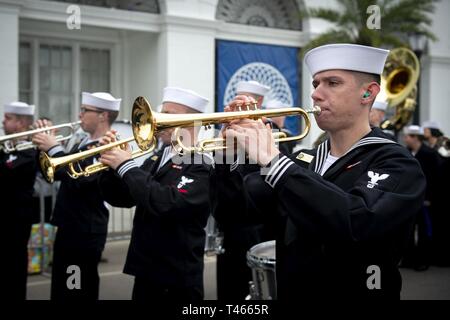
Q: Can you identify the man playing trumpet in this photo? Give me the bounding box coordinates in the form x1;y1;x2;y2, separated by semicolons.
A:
98;87;212;301
212;44;427;300
32;92;121;300
1;102;37;299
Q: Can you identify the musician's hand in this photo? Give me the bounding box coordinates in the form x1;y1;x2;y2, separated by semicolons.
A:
33;119;56;135
224;95;258;112
99;148;132;170
32;133;58;152
99;129;131;152
224;118;280;166
221;95;259;137
99;130;118;146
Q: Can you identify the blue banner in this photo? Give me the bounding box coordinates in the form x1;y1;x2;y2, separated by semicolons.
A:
217;40;300;134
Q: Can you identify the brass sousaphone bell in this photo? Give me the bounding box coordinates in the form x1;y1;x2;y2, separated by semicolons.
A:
380;47;420;131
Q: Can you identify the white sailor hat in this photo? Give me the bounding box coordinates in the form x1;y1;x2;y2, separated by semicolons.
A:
372;100;388;111
422;120;441;130
304;44;389;76
4;101;35;116
162;87;209;113
265;100;286;110
236;80;270;97
404;125;424;136
82;92;121;111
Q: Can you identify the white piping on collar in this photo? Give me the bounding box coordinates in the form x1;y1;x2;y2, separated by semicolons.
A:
314;136;395;174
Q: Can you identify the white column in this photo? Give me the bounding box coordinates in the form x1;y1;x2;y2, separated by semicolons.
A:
420;0;450;135
420;56;450;135
125;31;162;113
300;61;322;150
299;0;338;149
158;17;216;113
0;5;19;115
158;0;217;112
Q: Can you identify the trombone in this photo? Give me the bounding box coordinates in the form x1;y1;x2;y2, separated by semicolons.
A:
40;96;320;183
0;121;81;153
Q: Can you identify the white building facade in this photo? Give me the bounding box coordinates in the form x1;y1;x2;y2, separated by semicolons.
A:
0;0;449;146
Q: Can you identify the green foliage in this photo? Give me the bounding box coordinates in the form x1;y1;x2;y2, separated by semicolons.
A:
301;0;438;55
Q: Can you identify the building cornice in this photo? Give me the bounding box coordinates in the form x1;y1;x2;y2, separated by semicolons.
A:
1;0;161;32
1;0;310;47
421;54;450;67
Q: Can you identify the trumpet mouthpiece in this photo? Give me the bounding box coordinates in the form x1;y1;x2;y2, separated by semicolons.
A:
309;106;321;115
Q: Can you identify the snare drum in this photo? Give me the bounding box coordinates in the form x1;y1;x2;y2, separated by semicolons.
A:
246;240;276;300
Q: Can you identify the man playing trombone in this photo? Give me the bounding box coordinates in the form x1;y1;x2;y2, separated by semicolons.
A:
98;87;212;301
1;101;37;299
32;92;121;300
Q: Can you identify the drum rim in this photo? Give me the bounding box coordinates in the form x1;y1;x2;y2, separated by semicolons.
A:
247;240;276;268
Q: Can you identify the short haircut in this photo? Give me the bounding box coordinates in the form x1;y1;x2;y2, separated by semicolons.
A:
105;110;119;125
353;71;381;85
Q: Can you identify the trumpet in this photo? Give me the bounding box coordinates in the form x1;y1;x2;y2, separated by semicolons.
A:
0;121;81;153
39;97;160;183
172;103;321;154
40;96;320;183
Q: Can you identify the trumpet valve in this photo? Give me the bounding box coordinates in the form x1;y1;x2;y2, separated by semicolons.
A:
243;101;258;111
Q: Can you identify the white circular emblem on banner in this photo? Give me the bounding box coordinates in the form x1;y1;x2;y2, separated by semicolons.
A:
223;62;293;108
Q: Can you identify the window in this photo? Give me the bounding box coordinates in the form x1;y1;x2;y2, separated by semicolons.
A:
19;43;32;103
19;40;111;124
39;44;73;124
80;47;110;93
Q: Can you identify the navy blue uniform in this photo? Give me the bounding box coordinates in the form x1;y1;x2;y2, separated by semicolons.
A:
46;140;108;301
1;147;37;299
212;128;426;300
99;147;211;301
